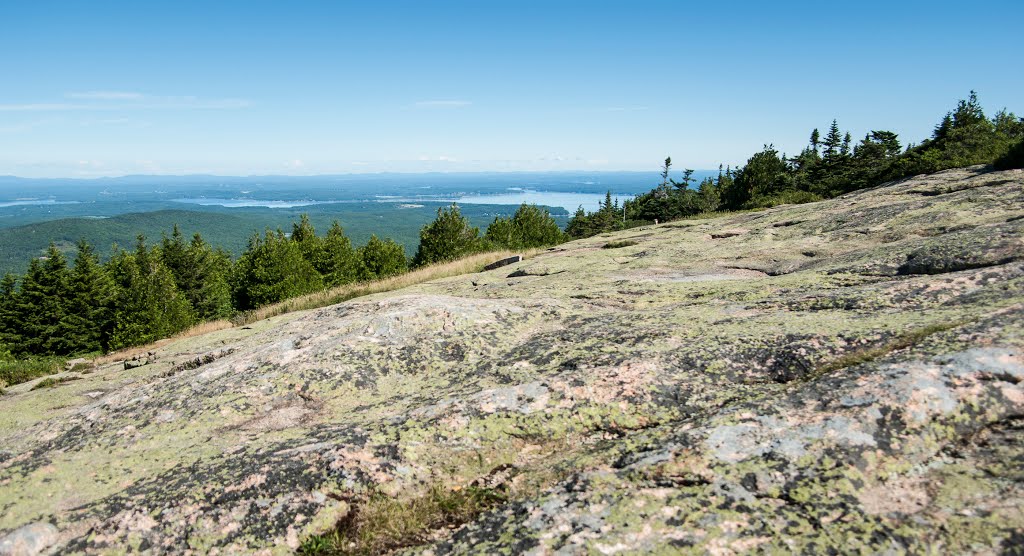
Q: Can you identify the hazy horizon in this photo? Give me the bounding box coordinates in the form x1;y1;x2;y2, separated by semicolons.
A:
3;1;1022;178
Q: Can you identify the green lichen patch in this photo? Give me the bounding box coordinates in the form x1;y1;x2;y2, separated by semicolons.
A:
2;167;1023;553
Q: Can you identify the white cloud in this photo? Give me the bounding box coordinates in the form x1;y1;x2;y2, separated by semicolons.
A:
65;91;145;100
413;100;471;108
0;103;83;112
0;94;251;112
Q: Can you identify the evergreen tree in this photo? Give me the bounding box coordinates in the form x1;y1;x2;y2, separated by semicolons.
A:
0;274;20;350
14;245;70;355
232;230;323;310
108;236;195;350
565;206;591;238
291;214;328;272
320;221;363;286
58;240;114;353
484;216;517;248
675;169;696;190
822;120;843;161
190;235;234;320
485;204;563;249
412;204;483;266
358;235;407;279
722;145;793;209
659;157;672;188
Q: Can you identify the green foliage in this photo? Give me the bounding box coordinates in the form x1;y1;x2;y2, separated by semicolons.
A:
299;485;505;555
320;221;364;286
58;240;115;353
724;144;793;208
484;204;564;249
13;244;70;355
605;92;1020;230
412;204;484;266
0;274;20;349
602;240;638;249
565;192;628;239
107;236;196;350
0;356;65;388
358;235;407;279
232;230;324;310
161;225;233;320
883;92;1023;180
31;375;81;390
994;138;1024;170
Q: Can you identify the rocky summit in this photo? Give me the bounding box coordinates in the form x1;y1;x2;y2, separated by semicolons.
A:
1;166;1023;555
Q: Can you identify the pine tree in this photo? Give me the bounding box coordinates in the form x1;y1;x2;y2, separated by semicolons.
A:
231;230;323;310
485;204;564;249
189;235;234;320
58;240;114;353
412;204;482;266
14;244;70;355
358;235;407;279
320;221;362;286
659;157;672;189
810;129;820;153
0;274;20;350
822;120;843;160
108;236;195;350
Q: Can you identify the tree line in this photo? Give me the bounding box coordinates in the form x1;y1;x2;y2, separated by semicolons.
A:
3;91;1020;382
566;92;1024;238
0;204;563;365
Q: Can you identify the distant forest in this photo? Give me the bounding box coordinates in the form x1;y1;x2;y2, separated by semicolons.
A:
0;203;563;385
566;92;1023;237
2;92;1022;387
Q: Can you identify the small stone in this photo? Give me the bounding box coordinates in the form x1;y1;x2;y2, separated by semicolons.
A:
0;522;58;556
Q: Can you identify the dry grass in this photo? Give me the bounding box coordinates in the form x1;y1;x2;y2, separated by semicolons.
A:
93;320;234;365
232;249;539;326
298;485;506;555
805;320;966;382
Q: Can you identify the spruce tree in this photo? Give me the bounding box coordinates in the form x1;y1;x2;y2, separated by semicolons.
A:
412;204;482;266
321;221;362;286
358;235;407;279
232;230;323;310
15;245;70;355
58;240;114;353
511;204;564;247
108;236;195;350
291;214;328;273
0;274;20;350
822;120;843;161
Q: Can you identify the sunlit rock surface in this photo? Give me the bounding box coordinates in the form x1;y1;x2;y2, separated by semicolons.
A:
1;166;1022;554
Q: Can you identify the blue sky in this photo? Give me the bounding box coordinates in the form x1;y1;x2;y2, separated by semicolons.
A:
1;0;1022;177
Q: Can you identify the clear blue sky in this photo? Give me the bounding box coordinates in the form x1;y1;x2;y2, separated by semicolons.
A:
1;0;1021;177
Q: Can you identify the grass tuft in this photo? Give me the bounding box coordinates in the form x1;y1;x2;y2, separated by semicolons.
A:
298;485;506;555
30;375;82;390
602;240;638;249
806;321;966;382
0;357;66;388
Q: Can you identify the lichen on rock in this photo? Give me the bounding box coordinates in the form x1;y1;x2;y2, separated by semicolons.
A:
1;167;1023;553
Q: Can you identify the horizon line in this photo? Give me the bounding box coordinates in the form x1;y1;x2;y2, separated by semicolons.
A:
0;168;713;181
